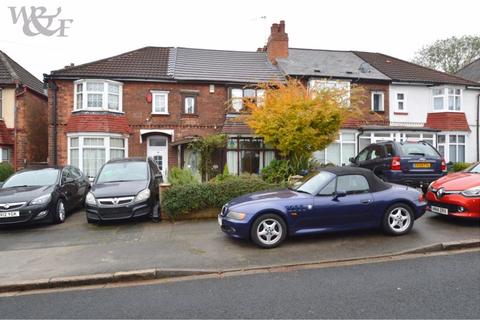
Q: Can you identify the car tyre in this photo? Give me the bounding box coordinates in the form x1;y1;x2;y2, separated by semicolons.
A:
382;203;414;236
53;199;66;224
250;213;287;249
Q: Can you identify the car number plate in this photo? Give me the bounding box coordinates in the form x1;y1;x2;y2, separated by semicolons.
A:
218;216;222;226
414;162;431;168
431;206;448;215
0;211;20;218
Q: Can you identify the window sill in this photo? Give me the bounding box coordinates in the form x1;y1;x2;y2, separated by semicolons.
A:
393;112;408;115
181;113;199;118
431;109;463;113
151;112;170;116
370;110;385;113
72;109;124;114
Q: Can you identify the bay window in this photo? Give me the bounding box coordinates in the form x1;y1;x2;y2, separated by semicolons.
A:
68;134;128;178
226;137;275;175
74;80;123;112
432;87;461;111
313;132;356;166
437;133;465;163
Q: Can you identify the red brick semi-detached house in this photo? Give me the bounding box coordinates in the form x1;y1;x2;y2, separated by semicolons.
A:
45;47;283;178
0;50;48;170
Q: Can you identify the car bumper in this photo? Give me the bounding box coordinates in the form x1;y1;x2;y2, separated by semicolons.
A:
0;204;52;225
426;191;480;219
218;214;251;240
384;171;446;188
86;200;153;221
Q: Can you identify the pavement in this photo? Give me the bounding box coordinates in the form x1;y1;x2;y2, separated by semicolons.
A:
1;251;479;318
0;209;478;290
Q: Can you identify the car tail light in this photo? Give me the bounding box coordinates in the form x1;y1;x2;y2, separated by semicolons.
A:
441;159;447;172
391;156;401;171
418;194;425;202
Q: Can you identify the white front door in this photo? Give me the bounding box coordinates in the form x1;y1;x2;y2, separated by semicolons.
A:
147;136;168;177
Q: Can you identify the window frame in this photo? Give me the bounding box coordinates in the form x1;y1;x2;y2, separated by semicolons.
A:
395;92;406;112
228;88;265;113
371;91;385;112
314;131;357;166
437;133;466;163
73;79;123;113
181;93;198;115
226;136;276;175
67;133;129;178
151;90;169;115
432;86;462;112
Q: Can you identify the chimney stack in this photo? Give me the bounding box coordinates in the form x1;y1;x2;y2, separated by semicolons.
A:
265;20;288;64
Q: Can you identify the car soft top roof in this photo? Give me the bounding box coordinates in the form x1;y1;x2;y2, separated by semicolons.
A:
320;166;391;192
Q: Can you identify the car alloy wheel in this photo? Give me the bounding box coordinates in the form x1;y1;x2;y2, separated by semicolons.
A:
251;214;287;248
54;200;66;224
383;204;413;235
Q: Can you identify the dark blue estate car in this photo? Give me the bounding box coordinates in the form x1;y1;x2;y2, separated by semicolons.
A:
349;141;447;191
218;167;426;248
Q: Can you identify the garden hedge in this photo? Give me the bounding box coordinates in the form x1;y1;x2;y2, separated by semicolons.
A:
161;175;280;218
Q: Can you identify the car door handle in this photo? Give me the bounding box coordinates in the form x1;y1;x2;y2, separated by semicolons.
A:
360;199;372;204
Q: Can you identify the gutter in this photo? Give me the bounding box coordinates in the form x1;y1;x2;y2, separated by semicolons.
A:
50;80;58;165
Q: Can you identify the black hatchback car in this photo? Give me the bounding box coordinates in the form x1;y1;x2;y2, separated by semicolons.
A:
85;157;163;223
0;166;89;225
349;141;447;191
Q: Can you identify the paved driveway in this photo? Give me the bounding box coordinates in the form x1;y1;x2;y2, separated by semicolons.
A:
0;209;478;284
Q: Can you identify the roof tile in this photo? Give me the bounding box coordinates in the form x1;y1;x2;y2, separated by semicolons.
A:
425;112;471;131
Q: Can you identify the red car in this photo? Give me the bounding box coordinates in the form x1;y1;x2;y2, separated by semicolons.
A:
426;162;480;219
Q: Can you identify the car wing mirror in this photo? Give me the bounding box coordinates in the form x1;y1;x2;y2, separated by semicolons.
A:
333;190;347;201
349;157;356;164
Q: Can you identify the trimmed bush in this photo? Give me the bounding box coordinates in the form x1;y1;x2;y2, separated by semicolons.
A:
162;174;280;218
0;163;14;182
168;167;199;186
452;162;471;172
261;159;295;184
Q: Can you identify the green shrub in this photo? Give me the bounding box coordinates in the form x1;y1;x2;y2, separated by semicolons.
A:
0;163;14;182
168;167;199;186
162;174;280;218
452;162;471;172
261;159;295;183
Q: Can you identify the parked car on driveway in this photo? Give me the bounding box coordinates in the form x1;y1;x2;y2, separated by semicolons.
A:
349;141;447;192
218;167;426;248
426;162;480;219
0;166;89;225
85;157;163;223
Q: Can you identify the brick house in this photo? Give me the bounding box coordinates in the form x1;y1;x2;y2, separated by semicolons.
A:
46;21;480;178
0;50;48;170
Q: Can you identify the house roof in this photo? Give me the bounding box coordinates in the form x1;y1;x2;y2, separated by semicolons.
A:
276;48;390;81
50;47;173;80
353;51;478;86
65;113;131;134
221;119;253;134
455;58;480;83
0;50;46;96
173;47;284;83
425;112;471;132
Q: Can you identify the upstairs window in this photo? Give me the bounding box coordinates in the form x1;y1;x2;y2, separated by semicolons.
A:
151;90;169;114
396;93;406;111
74;80;123;112
308;79;351;106
371;91;384;112
229;88;265;112
432;87;461;111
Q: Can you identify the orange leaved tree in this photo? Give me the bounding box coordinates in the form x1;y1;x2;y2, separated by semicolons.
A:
243;78;363;171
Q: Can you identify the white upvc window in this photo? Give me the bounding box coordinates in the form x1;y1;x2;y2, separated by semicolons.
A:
371;91;384;112
73;80;123;112
184;96;195;114
229;88;265;112
308;79;351;106
68;134;128;178
151;90;169;114
437;133;465;163
432;87;462;111
395;92;406;112
0;147;12;163
313;132;357;166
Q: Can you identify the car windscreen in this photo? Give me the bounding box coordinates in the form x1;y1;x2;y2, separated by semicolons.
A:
96;162;148;183
295;171;335;195
467;163;480;173
397;142;440;158
2;168;60;188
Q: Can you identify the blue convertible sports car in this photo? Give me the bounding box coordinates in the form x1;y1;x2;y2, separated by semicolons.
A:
218;167;427;248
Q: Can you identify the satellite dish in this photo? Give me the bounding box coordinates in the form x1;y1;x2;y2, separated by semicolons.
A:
359;62;372;73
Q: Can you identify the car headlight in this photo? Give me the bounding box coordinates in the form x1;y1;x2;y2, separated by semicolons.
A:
226;211;246;220
134;188;151;202
30;194;52;206
461;186;480;197
85;192;96;205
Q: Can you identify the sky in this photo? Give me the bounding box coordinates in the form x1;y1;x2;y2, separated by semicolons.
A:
1;0;479;80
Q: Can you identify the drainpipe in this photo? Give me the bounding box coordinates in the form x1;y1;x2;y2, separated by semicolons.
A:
50;80;58;165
